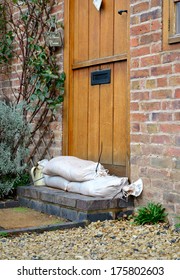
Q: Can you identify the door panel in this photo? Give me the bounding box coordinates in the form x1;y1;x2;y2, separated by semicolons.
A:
65;0;129;175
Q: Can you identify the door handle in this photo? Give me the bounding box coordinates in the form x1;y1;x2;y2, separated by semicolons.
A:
118;10;128;15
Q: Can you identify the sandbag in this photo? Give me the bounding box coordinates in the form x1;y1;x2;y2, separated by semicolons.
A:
66;176;129;198
43;156;108;182
44;175;69;191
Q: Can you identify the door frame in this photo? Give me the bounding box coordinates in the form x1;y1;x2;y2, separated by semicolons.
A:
63;0;131;178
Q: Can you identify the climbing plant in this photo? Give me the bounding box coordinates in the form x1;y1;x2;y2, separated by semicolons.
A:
0;0;65;162
0;0;65;112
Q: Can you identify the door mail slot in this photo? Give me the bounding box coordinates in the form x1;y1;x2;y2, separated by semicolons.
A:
91;69;111;85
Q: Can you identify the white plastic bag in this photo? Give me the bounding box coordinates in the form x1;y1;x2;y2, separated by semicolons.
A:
123;179;143;197
43;156;108;182
44;175;69;191
66;176;129;198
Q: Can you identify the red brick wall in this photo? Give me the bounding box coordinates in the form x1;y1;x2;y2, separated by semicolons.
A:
130;0;180;222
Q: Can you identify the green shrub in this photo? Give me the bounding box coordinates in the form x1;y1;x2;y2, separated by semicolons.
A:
175;216;180;229
133;202;168;225
0;101;30;198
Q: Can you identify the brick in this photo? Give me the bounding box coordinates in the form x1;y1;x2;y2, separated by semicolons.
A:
175;89;180;98
175;136;180;146
150;157;172;169
174;63;180;73
131;92;149;100
146;79;156;89
130;102;139;111
151;19;161;31
140;11;151;22
173;159;180;169
131;58;140;68
174;112;180;121
151;42;162;53
151;0;161;7
161;101;173;110
133;2;149;13
130;15;140;25
151;90;172;99
163;193;180;204
165;147;180;157
140;32;161;45
140;9;161;22
157;77;168;87
131;123;140;132
172;100;180;110
151;179;174;190
169;76;180;86
131;155;150;166
141;55;161;67
131;134;150;143
131;23;151;36
162;52;180;64
130;144;142;155
151;65;172;76
170;171;180;182
160;124;180;134
140;101;160;111
130;37;139;47
152;112;172;122
174;182;180;192
131;46;150;57
148;167;170;180
131;69;150;79
131;112;149;122
147;123;158;133
141;144;165;156
131;81;141;90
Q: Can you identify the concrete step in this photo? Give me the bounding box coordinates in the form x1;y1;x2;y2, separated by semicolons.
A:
17;185;134;222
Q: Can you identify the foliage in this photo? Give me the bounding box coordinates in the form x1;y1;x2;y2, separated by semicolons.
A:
0;0;65;139
0;101;30;198
175;216;180;229
0;0;65;191
0;4;14;64
13;172;30;188
133;202;168;225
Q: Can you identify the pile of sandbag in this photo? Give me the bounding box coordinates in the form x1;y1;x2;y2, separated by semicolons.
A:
36;156;143;199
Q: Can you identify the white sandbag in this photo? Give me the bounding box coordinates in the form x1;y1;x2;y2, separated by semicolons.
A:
44;175;69;191
66;176;129;198
38;159;49;168
43;156;108;182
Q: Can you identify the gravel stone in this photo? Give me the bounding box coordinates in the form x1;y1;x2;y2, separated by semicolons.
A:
0;220;179;260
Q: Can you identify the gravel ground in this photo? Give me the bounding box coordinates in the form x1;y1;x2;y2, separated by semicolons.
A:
0;220;179;260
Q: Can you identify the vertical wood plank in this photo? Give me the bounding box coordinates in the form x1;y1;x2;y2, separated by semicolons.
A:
76;0;89;62
73;0;79;63
114;0;128;55
113;61;127;165
99;63;113;164
71;69;89;159
100;0;114;57
89;0;100;60
88;66;100;161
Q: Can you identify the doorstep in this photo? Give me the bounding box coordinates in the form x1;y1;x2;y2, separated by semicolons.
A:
17;185;134;222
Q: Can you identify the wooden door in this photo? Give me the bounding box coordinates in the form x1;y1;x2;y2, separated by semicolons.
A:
64;0;130;176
